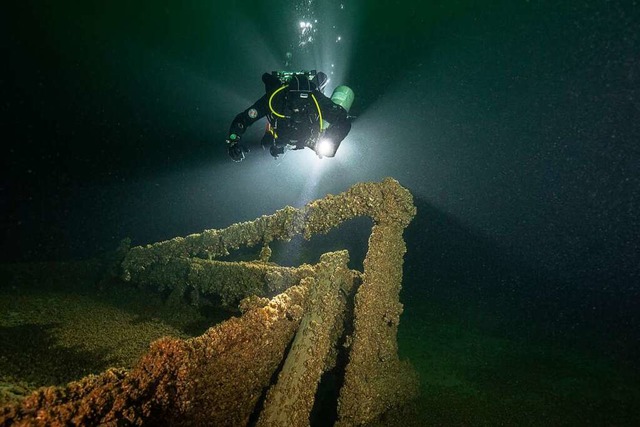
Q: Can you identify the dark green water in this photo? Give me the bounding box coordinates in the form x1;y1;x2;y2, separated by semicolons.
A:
2;0;639;424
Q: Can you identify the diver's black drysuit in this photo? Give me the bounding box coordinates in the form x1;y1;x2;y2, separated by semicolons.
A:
226;72;351;161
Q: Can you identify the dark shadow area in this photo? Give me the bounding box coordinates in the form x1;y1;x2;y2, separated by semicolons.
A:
96;275;233;337
402;195;640;367
309;371;340;426
309;274;359;426
1;258;232;338
0;323;115;387
185;303;237;335
269;217;372;271
216;245;265;263
396;197;640;425
247;336;296;427
0;259;107;294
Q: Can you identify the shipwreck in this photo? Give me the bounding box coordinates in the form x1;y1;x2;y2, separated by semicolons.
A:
1;178;420;426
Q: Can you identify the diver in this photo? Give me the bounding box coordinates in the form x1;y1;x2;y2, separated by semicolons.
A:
225;70;354;162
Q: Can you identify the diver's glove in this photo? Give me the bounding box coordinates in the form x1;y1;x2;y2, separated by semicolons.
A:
269;144;285;159
226;134;249;162
261;132;276;150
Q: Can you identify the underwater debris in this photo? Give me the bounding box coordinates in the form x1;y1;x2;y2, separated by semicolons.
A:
0;178;419;426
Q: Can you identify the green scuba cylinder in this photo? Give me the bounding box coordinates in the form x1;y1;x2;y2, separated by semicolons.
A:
330;85;355;113
322;85;355;130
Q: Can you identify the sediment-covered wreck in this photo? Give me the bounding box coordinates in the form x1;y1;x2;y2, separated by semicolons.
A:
1;178;419;426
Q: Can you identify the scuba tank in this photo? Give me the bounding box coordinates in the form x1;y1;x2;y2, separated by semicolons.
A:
322;85;355;130
331;85;355;113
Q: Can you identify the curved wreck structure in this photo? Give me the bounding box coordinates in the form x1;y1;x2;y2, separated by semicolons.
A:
1;178;419;426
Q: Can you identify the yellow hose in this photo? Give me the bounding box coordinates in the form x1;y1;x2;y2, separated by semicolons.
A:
269;85;323;133
311;93;323;133
268;85;287;118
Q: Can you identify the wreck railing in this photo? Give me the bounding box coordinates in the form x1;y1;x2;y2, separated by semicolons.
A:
1;178;419;426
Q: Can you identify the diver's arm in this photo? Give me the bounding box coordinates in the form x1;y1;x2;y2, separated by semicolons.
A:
318;94;351;143
323;110;351;143
310;92;351;157
226;95;269;161
227;95;269;139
